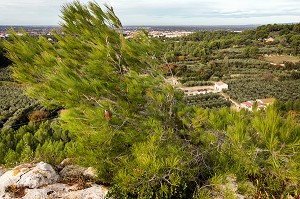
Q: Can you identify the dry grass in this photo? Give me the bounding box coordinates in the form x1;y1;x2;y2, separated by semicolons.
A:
5;185;27;198
264;55;300;65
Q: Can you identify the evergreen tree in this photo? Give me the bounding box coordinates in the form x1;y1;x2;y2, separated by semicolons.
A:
4;1;194;197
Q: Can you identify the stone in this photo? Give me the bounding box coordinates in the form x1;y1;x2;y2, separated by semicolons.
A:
23;184;108;199
59;158;75;167
83;167;98;179
17;162;60;188
23;183;69;199
60;165;97;180
0;167;30;196
64;184;109;199
60;165;86;179
0;162;108;199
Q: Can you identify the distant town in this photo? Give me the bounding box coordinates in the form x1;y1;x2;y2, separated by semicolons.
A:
0;25;258;39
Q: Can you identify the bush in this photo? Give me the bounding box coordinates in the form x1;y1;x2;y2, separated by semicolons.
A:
28;110;49;123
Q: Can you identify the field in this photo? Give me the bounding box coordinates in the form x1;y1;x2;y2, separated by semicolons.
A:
264;55;300;64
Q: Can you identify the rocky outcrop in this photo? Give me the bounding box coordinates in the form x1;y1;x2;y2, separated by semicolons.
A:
0;162;108;199
211;174;254;199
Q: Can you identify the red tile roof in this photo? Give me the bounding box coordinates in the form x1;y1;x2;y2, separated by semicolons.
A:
242;101;253;107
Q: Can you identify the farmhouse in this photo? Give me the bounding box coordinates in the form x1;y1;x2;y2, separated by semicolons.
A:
214;81;228;91
241;98;275;111
257;98;275;105
241;101;254;111
265;37;275;43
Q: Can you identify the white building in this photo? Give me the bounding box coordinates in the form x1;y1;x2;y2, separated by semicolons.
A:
241;98;275;111
214;81;228;91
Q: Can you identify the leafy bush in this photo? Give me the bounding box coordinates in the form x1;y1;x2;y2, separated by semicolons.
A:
184;93;231;108
28;110;49;123
0;120;72;166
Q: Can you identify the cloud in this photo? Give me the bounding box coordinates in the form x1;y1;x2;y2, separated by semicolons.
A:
0;0;300;25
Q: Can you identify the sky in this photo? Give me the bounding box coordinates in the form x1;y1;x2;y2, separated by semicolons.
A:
0;0;300;26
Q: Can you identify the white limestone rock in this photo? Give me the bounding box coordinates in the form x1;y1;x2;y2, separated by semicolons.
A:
60;165;86;179
17;162;60;188
23;183;69;199
60;165;97;180
0;166;30;196
0;162;108;199
64;184;109;199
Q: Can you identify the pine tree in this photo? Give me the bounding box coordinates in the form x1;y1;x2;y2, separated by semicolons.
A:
4;0;188;194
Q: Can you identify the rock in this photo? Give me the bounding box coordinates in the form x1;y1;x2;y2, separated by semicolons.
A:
64;184;108;199
59;158;75;167
17;162;60;188
212;174;246;199
0;162;59;197
83;167;98;179
22;184;108;199
0;166;30;196
0;162;108;199
60;165;86;179
60;165;97;180
23;183;69;199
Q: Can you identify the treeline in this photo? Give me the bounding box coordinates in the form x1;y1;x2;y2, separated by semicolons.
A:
165;23;300;63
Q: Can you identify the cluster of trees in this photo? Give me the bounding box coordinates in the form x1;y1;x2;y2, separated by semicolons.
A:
0;67;13;81
1;1;300;198
225;79;300;103
273;99;300;112
0;120;71;166
184;93;231;108
0;86;36;127
182;80;213;87
165;22;300;67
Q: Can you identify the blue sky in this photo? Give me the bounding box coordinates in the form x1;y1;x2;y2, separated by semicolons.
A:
0;0;300;25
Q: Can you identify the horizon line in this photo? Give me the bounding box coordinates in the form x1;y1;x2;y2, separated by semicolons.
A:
0;22;298;27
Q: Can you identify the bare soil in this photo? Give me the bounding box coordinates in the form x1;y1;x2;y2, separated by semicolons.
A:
264;55;300;65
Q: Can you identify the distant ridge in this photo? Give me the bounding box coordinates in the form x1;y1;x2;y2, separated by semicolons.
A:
0;25;258;32
122;25;259;31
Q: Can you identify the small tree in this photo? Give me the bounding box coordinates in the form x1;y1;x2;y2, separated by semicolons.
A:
4;1;197;197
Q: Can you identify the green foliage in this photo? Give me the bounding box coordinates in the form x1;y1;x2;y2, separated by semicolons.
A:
226;79;300;102
184;93;231;108
0;67;13;81
110;125;197;198
0;120;71;166
3;1;186;197
0;85;36;124
183;106;300;197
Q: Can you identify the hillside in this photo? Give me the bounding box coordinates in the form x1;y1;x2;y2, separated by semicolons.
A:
165;23;300;111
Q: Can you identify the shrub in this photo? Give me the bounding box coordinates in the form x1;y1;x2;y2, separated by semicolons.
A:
28;110;49;123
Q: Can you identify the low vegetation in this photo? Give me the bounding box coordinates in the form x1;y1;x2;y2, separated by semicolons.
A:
184;93;231;108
